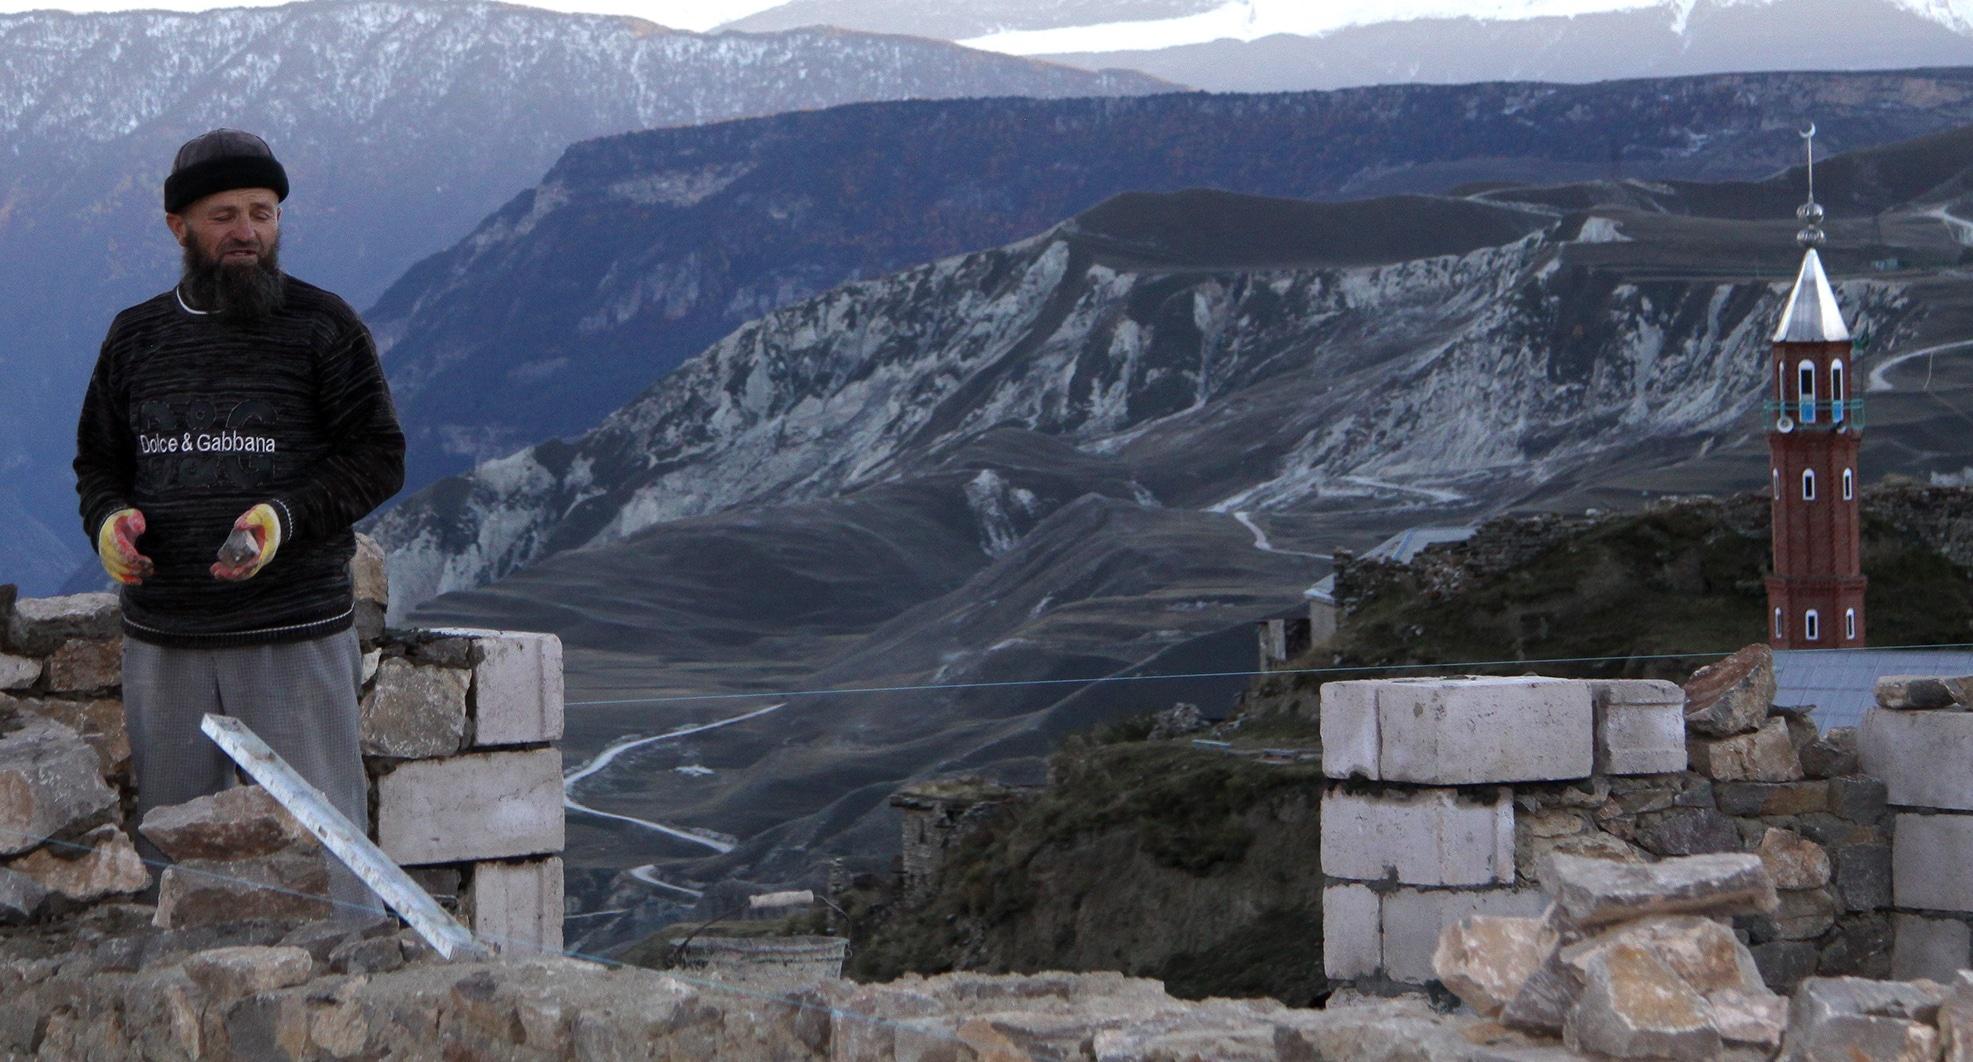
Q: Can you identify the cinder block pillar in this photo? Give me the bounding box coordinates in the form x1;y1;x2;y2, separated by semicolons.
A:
1859;675;1973;980
467;857;564;956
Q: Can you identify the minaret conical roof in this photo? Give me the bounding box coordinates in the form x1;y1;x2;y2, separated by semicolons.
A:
1773;247;1849;344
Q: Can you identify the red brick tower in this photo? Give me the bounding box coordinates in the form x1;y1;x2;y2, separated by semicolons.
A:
1767;126;1864;649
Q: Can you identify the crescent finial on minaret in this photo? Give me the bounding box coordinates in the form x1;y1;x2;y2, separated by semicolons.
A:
1796;121;1824;247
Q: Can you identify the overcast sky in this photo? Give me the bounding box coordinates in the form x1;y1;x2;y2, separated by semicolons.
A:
0;0;786;32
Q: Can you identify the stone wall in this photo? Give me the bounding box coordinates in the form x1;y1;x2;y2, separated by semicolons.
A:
1861;674;1973;981
1318;644;1900;996
0;536;566;956
889;777;1025;906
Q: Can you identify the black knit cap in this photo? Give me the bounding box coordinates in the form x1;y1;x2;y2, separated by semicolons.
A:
163;129;289;214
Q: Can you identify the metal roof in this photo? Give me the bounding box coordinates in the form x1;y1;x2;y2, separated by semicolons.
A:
1773;248;1851;344
1774;648;1973;731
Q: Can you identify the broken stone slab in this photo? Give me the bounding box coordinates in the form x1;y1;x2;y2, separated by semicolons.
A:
1689;717;1803;782
1892;913;1973;984
1782;977;1947;1062
1544;853;1777;930
1860;708;1973;812
5;823;147;903
0;694;128;779
1631;806;1740;857
3;594;118;657
1875;675;1970;711
1894;813;1973;913
1588;679;1689;776
1758;828;1832;890
153;852;333;929
1321;786;1513;887
470;631;564;747
1681;644;1775;738
0;654;39;692
44;638;120;694
181;944;315;1002
1433;915;1553;1018
1747;887;1839;943
360;657;468;759
1321;676;1593;785
139;785;313;862
1561;916;1766;999
0;716;117;855
375;747;564;865
1564;942;1723;1061
278;914;398;965
466;857;563;957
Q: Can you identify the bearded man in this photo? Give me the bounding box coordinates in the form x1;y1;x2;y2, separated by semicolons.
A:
73;129;404;917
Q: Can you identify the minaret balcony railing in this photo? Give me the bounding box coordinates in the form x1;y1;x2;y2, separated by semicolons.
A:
1761;399;1867;431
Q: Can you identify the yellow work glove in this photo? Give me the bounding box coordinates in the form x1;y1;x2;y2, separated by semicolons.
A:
211;503;283;581
96;508;154;585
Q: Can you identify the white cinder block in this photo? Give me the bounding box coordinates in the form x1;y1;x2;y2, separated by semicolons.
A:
469;857;564;957
1375;677;1594;784
1589;679;1688;776
1321;681;1381;780
1321;787;1514;887
1892;813;1973;913
1381;888;1548;985
1323;884;1381;980
1860;708;1973;812
377;748;565;865
1891;913;1971;983
471;631;564;747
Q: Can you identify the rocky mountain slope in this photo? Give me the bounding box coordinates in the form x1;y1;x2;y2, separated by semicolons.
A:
391;124;1973;937
734;0;1973;92
370;68;1973;493
0;0;1160;595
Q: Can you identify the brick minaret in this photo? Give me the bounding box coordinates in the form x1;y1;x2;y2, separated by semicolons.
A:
1766;125;1864;649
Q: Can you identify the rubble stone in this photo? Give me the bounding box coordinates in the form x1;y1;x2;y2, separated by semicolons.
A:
1748;887;1839;943
1817;915;1894;982
1689;717;1802;782
1893;913;1972;984
0;654;39;691
1939;971;1973;1062
1860;708;1973;812
1894;813;1973;913
0;717;117;855
1502;945;1583;1035
470;631;564;747
45;638;120;693
1758;828;1832;890
1752;941;1820;994
1632;806;1739;856
1589;679;1688;775
1380;888;1546;984
1564;943;1721;1060
0;867;47;924
6;824;147;902
1322;786;1513;886
181;945;314;1001
1828;776;1888;823
1707;988;1786;1052
1801;728;1860;780
1;695;128;778
1783;976;1946;1062
139;786;312;862
153;852;332;928
4;594;118;656
1681;644;1775;738
1545;852;1778;930
360;657;468;759
1834;842;1892;913
1562;915;1765;997
351;534;388;644
1875;675;1969;711
1716;781;1830;817
1432;915;1551;1017
376;747;563;865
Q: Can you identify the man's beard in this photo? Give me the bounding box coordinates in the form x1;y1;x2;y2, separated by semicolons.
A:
180;236;285;322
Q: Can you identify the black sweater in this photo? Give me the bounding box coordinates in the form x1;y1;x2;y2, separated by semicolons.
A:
73;277;405;648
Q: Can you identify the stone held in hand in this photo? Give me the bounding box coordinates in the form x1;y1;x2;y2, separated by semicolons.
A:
1681;643;1775;738
1544;852;1777;930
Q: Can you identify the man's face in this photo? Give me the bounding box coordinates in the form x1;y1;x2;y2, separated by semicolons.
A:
166;187;281;266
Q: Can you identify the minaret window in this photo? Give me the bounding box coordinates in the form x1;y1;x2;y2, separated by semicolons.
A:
1805;610;1821;641
1772;468;1780;498
1798;360;1817;422
1831;360;1846;422
1774;608;1784;638
1802;469;1816;500
1846;608;1857;639
1776;361;1786;406
1843;468;1854;500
